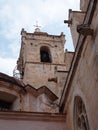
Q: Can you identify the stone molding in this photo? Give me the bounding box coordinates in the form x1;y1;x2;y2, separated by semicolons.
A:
0;111;66;122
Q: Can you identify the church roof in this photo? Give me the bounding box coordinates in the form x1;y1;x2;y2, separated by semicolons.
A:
0;73;58;101
0;72;24;89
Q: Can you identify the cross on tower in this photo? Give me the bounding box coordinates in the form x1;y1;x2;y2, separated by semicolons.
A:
34;21;41;29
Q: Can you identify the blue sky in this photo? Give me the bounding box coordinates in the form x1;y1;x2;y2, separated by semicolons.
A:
0;0;80;76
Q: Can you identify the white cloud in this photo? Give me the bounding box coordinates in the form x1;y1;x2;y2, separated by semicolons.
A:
0;57;16;76
0;0;80;33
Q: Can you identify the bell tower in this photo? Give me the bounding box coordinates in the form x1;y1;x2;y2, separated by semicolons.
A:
17;28;66;100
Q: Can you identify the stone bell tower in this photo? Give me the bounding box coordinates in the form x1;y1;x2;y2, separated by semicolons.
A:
17;28;67;100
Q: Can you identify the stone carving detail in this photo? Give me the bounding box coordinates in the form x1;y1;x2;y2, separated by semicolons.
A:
77;24;93;36
74;96;89;130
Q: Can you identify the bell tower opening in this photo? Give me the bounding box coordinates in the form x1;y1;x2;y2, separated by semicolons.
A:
40;46;52;63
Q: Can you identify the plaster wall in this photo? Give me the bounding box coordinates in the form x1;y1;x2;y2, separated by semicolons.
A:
0;112;66;130
0;120;66;130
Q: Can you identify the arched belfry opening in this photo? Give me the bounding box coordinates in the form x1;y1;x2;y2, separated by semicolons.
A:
40;46;52;63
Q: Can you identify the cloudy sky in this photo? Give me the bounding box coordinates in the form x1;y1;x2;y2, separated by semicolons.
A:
0;0;80;76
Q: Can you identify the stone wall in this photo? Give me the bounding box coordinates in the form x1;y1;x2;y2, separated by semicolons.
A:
80;0;90;11
68;10;85;48
17;29;70;104
23;63;67;99
20;30;65;64
65;36;98;130
62;0;98;129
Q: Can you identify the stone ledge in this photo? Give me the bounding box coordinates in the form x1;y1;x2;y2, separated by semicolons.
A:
0;111;66;122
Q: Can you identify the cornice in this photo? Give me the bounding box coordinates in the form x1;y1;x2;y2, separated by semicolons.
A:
0;111;66;122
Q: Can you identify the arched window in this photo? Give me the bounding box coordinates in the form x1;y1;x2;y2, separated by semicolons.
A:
40;46;52;63
0;100;12;110
0;91;16;111
74;96;90;130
